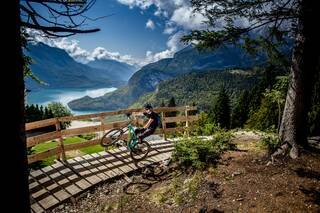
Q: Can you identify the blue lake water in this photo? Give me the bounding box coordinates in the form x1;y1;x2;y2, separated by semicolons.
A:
26;87;117;115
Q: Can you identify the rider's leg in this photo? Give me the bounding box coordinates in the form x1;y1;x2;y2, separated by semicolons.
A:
138;128;155;143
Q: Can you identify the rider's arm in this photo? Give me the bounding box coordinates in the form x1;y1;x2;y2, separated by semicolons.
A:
144;118;154;129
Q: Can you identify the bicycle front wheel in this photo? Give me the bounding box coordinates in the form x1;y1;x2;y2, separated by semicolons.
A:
130;141;151;161
100;128;123;147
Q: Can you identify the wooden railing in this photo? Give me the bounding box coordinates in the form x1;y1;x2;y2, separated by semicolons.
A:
26;106;198;164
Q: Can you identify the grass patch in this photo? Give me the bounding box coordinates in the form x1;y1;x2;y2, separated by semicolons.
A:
101;195;131;212
150;171;204;206
259;132;280;155
30;134;104;167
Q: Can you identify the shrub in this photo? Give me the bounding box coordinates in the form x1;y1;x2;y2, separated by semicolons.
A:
260;133;280;155
192;112;221;136
173;131;234;170
78;133;96;140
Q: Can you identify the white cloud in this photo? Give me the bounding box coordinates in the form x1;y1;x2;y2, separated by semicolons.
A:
170;6;206;30
117;0;207;32
146;19;155;30
163;21;177;34
26;29;186;69
144;31;186;64
26;29;141;66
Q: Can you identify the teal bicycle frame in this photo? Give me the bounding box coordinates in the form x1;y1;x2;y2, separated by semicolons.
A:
127;123;139;151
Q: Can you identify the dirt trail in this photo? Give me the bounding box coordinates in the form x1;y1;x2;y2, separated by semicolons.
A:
52;131;320;213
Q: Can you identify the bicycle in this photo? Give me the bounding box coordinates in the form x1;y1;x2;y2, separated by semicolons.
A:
100;113;151;161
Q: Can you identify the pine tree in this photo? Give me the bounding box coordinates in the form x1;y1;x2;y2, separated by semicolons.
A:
160;100;165;107
231;90;250;128
210;87;231;129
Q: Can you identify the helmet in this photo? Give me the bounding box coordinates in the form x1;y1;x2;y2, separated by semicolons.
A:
144;103;153;109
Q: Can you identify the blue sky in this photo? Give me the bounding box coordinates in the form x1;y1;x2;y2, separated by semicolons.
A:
25;0;207;67
71;0;169;57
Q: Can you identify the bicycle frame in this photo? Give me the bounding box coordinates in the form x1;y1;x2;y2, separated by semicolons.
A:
126;123;139;151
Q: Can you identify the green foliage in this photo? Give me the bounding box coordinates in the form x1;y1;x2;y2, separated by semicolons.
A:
131;69;260;110
192;112;219;136
25;104;54;122
182;0;295;69
47;102;73;129
259;133;280;155
151;171;203;205
209;87;231;129
173;132;234;170
231;90;250;128
246;76;288;131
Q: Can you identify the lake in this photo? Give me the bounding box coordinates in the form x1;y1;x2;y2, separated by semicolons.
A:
26;87;117;115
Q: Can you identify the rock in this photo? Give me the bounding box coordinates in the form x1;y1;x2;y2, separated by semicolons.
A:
231;171;241;177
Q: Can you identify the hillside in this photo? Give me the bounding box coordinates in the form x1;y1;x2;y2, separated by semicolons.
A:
51;131;320;213
86;59;136;81
68;45;265;111
131;69;262;109
25;42;128;90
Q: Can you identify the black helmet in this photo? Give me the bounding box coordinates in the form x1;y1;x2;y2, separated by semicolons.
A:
144;103;153;109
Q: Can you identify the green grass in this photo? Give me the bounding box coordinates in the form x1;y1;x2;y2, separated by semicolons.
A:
80;145;104;154
30;134;105;167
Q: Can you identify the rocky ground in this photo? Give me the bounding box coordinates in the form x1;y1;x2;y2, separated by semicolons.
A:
52;131;320;213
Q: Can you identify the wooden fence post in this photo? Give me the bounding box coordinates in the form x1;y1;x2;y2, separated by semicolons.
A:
99;116;105;139
185;106;189;137
55;118;66;161
161;111;167;141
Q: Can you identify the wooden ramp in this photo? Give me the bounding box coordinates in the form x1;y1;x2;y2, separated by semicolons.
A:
29;139;174;213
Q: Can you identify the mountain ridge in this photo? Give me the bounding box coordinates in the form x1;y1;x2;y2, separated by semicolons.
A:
68;45;266;111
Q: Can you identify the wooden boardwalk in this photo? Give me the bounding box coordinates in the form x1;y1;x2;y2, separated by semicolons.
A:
29;139;174;213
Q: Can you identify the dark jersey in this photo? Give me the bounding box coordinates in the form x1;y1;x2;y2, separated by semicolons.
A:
144;111;158;129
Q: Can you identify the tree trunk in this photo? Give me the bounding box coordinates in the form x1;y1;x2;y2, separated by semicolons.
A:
279;0;320;159
3;1;30;212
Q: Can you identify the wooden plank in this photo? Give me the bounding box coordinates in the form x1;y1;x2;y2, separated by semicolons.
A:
37;195;59;210
107;148;134;174
72;157;102;185
154;127;185;135
163;115;198;123
31;202;45;213
55;122;66;161
115;147;139;170
57;106;197;122
97;151;125;177
27;131;61;148
61;125;101;137
51;162;91;191
40;166;73;202
26;118;57;131
28;147;61;164
90;153;119;178
82;154;109;180
101;120;129;130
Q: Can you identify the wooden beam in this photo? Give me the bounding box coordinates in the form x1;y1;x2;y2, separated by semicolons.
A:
57;106;197;122
163;115;199;123
26;118;57;131
28;147;62;164
27;131;61;148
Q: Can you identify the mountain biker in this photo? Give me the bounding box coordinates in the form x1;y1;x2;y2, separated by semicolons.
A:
135;103;160;143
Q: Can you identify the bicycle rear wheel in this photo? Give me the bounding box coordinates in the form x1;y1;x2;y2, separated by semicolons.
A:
130;141;151;161
100;128;123;147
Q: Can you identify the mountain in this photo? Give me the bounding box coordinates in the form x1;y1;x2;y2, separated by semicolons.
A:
25;42;127;90
86;59;136;81
130;69;262;110
68;45;266;111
